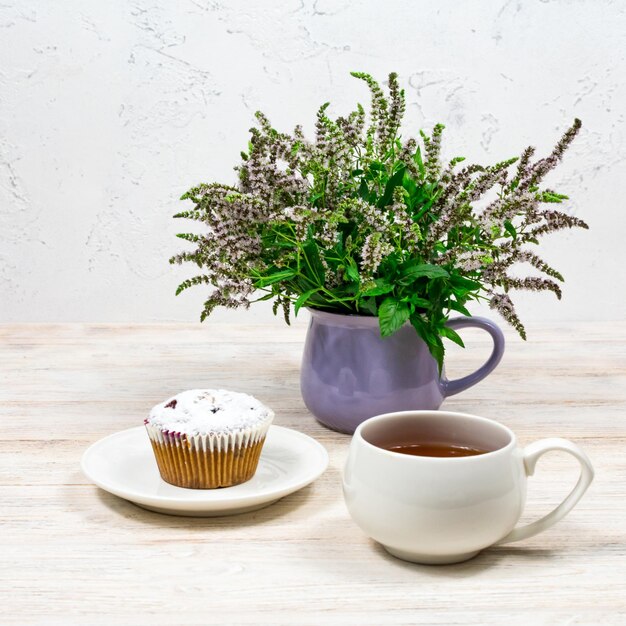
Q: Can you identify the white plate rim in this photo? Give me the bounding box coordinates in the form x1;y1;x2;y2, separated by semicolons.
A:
81;425;329;510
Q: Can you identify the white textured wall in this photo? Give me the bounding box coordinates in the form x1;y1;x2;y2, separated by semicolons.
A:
1;0;624;326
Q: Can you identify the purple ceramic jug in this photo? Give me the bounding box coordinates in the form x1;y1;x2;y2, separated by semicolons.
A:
300;309;505;434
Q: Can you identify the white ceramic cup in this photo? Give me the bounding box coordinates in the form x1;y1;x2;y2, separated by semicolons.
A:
342;410;594;565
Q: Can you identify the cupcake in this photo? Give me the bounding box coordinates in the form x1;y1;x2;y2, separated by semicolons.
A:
144;389;274;489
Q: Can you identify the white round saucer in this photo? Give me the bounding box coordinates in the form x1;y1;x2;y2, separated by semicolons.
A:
81;425;329;517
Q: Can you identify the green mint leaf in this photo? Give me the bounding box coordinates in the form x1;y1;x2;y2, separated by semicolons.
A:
399;262;449;285
294;288;320;315
504;220;517;239
440;325;465;348
254;268;298;288
410;295;431;309
345;260;360;283
358;179;370;201
359;297;378;315
450;275;482;291
302;240;326;285
378;298;410;336
448;300;472;316
361;278;394;297
410;315;445;374
378;165;406;208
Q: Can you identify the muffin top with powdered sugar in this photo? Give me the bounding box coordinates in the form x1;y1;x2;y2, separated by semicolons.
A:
145;389;274;436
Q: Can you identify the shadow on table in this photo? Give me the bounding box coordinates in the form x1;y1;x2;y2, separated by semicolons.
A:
368;540;558;576
92;483;316;528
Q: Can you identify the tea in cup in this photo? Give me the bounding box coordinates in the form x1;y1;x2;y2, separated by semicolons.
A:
342;410;594;564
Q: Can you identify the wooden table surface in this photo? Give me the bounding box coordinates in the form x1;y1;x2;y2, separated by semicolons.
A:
1;320;625;625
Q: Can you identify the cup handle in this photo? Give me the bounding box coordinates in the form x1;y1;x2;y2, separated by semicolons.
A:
496;438;595;545
442;316;505;397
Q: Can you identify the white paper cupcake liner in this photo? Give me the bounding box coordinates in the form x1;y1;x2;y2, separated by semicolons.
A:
144;414;273;489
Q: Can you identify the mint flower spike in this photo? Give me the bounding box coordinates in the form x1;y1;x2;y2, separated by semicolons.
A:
171;72;587;368
349;71;389;140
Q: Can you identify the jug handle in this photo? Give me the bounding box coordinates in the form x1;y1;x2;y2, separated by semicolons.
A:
442;316;505;397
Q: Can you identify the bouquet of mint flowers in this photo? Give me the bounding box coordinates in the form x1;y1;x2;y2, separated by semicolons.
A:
171;72;587;370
